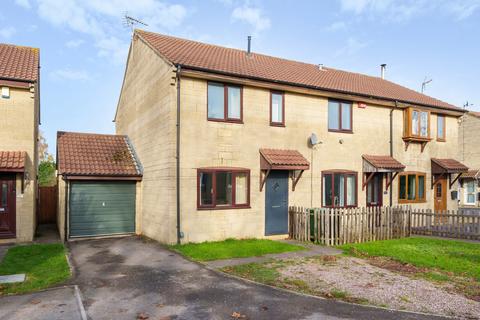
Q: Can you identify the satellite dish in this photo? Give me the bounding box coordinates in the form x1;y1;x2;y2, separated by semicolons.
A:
309;133;318;146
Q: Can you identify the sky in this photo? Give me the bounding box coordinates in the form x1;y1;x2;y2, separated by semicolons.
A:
2;0;480;155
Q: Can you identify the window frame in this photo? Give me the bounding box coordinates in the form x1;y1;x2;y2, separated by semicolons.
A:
269;91;285;127
197;167;251;210
464;180;476;205
207;82;243;123
398;172;426;203
328;99;353;133
321;170;358;208
404;107;431;140
437;114;446;142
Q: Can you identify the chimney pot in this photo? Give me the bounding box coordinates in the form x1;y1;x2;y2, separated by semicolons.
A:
318;64;324;71
380;64;387;79
247;36;252;55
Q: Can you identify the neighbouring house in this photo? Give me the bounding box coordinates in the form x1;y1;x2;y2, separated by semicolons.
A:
114;30;467;244
0;43;40;242
56;131;142;240
458;111;480;209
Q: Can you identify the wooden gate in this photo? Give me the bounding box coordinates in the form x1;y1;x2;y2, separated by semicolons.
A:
37;186;57;224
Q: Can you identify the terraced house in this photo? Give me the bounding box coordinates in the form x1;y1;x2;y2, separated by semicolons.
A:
115;30;467;244
0;43;40;242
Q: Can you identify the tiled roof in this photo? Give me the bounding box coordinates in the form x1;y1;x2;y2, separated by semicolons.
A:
0;151;26;172
462;170;480;179
137;30;459;112
431;158;469;173
57;132;142;177
362;155;405;171
260;148;310;170
0;43;39;82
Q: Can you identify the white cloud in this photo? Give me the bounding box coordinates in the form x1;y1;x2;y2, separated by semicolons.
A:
0;27;16;39
15;0;31;9
50;68;91;81
339;0;480;21
29;0;188;64
232;5;271;34
335;37;368;57
65;39;85;48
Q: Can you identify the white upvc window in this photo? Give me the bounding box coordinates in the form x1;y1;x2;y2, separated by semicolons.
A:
1;87;10;98
464;181;476;205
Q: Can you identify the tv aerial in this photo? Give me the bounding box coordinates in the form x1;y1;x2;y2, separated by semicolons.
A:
123;13;148;33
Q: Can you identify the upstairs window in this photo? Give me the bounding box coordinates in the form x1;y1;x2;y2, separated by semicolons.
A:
322;171;357;208
198;168;250;209
405;108;430;139
328;100;352;132
437;115;446;141
207;82;242;123
1;87;9;99
398;172;426;203
270;91;285;126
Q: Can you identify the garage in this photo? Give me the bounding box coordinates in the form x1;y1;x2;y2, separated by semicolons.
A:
69;181;136;237
56;131;142;240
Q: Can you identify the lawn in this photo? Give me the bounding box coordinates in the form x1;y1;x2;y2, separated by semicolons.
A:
171;238;305;261
0;243;71;295
340;237;480;280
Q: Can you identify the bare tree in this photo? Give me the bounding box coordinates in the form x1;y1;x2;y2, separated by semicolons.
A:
38;130;50;162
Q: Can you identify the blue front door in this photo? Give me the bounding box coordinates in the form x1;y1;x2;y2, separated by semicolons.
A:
265;171;289;235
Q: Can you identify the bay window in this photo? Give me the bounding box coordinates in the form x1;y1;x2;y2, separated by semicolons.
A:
270;91;285;126
404;108;430;139
398;172;426;203
198;168;250;209
207;82;242;122
328;100;352;132
322;171;357;207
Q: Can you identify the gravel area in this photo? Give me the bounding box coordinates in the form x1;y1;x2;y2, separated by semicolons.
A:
280;256;480;319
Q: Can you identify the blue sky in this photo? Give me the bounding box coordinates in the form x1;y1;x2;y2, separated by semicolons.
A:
2;0;480;155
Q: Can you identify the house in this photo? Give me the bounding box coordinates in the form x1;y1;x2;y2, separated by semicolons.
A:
458;111;480;209
56;132;142;240
114;30;467;244
0;43;40;243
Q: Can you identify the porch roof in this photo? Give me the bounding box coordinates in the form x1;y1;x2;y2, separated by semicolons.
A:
431;158;469;174
0;151;25;172
362;154;405;172
260;148;310;170
461;169;480;179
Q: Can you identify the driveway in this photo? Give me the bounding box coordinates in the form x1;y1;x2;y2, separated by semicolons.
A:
68;236;448;320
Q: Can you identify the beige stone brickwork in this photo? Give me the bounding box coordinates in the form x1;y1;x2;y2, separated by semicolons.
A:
0;85;39;243
458;113;480;208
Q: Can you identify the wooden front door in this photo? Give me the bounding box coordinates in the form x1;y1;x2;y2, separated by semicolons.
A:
434;177;447;223
0;175;16;238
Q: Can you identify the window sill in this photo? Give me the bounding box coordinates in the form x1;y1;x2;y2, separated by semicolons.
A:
322;205;358;209
197;205;251;211
328;129;353;134
398;199;426;204
270;122;285;127
402;136;431;142
207;118;244;124
436;138;446;142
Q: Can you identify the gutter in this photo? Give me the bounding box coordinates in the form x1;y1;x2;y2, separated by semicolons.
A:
176;64;182;244
64;175;68;242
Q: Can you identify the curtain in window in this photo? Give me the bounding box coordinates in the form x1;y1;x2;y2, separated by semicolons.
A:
346;175;355;206
334;174;345;207
407;175;416;200
200;173;213;205
235;173;247;205
227;87;241;119
323;174;332;206
271;93;283;123
399;175;406;199
412;111;419;135
420;111;428;137
208;83;225;119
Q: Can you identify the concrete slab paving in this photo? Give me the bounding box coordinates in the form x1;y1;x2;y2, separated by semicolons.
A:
0;274;25;284
68;236;448;320
0;286;84;320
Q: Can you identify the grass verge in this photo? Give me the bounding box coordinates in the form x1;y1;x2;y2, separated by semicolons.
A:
170;238;304;261
0;243;71;295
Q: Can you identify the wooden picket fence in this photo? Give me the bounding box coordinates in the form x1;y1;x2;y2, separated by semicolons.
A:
289;206;411;246
289;206;480;245
411;210;480;240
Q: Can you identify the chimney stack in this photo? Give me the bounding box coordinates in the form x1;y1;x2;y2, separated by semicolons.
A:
380;64;386;79
247;36;252;55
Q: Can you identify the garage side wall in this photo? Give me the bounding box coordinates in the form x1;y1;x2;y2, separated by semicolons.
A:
57;177;67;241
115;36;177;244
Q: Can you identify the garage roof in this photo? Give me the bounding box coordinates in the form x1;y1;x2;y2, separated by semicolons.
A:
57;131;142;177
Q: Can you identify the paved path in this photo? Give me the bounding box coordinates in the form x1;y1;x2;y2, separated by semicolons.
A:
0;286;84;320
206;240;342;269
67;236;448;320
